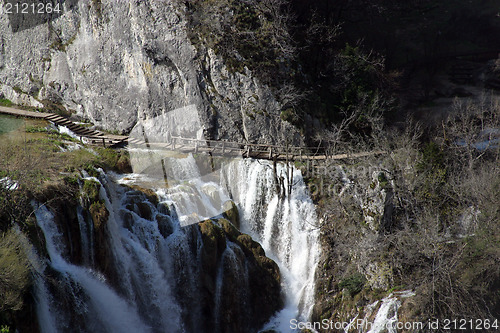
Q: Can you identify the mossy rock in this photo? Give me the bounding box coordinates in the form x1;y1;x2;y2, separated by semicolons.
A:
257;256;280;283
237;234;266;258
156;214;173;238
199;220;227;274
127;185;159;206
89;201;108;230
82;179;101;203
135;201;153;221
116;153;132;173
222;200;240;229
218;218;240;241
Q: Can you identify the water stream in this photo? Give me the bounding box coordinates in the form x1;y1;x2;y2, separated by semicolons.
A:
32;157;320;332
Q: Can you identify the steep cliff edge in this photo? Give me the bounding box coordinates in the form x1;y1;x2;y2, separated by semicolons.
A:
0;0;301;144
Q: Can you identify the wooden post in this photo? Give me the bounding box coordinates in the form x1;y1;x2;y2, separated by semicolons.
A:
102;138;105;147
172;137;176;150
268;147;272;159
195;141;198;153
222;141;226;154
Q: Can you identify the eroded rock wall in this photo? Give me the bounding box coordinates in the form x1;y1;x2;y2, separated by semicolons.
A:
0;0;300;144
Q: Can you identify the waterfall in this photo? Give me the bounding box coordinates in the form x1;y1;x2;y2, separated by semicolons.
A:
33;202;154;333
32;157;320;333
221;159;321;331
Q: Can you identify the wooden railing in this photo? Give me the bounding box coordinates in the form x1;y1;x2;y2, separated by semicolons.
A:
126;135;385;161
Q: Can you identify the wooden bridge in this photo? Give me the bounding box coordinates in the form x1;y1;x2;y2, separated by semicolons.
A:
0;106;386;161
0;105;128;147
133;135;386;161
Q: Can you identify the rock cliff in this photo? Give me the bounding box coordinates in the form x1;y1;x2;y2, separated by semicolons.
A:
0;0;300;144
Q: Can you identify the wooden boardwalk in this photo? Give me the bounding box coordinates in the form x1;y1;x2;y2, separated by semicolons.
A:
0;106;386;161
0;106;128;147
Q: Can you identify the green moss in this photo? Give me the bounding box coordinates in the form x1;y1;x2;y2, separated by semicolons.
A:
237;234;265;258
89;200;108;229
127;185;158;206
83;164;100;178
199;219;227;266
218;218;239;240
92;148;131;173
377;172;389;188
222;200;239;229
82;179;100;203
0;99;13;107
25;126;47;133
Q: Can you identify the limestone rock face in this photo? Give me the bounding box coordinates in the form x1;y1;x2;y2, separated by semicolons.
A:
0;0;301;144
358;171;395;233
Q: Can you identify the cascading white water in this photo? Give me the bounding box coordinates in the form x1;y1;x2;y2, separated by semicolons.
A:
33;202;154;333
221;159;321;332
33;156;320;333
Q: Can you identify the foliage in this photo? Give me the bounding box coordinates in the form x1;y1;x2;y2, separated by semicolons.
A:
414;141;448;205
187;0;295;89
92;148;131;173
338;273;366;297
82;179;101;205
24;125;47;133
325;44;396;127
312;96;500;326
40;99;71;118
417;141;445;172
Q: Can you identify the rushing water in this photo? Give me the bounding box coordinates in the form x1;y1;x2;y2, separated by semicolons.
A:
32;157;320;332
221;159;320;331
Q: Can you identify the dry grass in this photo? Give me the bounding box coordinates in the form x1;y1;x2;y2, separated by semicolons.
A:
0;228;31;312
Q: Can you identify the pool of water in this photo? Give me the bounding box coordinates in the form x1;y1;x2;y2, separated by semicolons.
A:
0;114;23;135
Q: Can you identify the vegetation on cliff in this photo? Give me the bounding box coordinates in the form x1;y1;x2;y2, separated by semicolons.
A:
0;119;130;331
310;96;500;328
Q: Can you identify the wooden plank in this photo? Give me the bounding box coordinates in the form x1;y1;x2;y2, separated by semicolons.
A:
0;106;51;118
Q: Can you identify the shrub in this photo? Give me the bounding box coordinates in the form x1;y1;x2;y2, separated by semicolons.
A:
338;273;366;297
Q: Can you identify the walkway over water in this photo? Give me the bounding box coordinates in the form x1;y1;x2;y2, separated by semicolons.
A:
0;106;128;147
0;106;386;161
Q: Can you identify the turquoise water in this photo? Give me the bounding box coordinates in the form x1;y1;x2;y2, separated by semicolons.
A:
0;114;23;135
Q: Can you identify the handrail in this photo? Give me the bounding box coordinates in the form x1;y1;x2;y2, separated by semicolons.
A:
169;135;327;154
